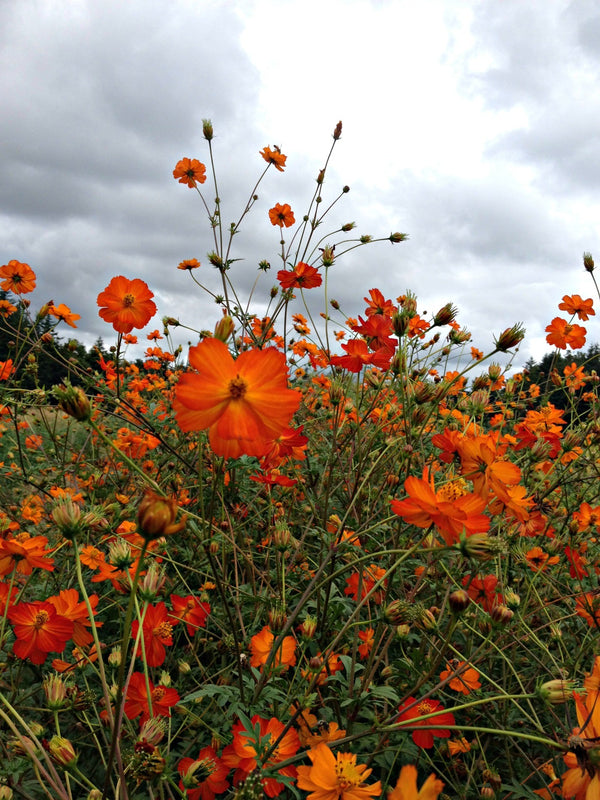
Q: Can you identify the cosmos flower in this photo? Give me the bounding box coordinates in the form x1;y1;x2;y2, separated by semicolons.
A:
97;276;157;334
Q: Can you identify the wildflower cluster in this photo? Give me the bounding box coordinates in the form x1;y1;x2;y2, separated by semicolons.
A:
0;122;598;800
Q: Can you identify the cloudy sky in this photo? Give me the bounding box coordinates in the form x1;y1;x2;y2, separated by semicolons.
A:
2;0;600;369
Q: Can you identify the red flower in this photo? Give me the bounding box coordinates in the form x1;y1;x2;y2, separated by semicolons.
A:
173;158;207;187
0;260;36;294
123;671;180;722
8;600;74;665
278;262;322;290
462;574;503;613
131;601;176;667
330;340;392;373
364;288;395;318
396;697;455;748
97;276;157;334
174;338;301;459
169;594;210;637
178;746;230;800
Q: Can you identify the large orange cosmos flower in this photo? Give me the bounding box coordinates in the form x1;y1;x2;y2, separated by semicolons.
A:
97;276;157;334
173;157;207;187
0;260;36;294
174;338;301;459
250;625;297;671
296;742;382;800
269;203;295;228
391;471;489;545
387;765;444;800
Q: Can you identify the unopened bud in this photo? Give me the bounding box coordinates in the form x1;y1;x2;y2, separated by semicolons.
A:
214;315;234;343
53;381;91;422
202;119;213;141
333;121;342;140
137;491;185;541
48;736;78;768
537;679;575;705
433;303;457;326
489;604;513;626
449;589;471;613
43;674;67;709
494;323;525;352
299;616;317;639
389;232;408;243
584;252;595;272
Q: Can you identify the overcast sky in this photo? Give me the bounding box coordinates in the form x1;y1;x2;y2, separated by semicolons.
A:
2;0;600;369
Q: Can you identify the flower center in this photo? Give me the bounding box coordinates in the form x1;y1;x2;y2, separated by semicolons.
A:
34;610;50;628
437;479;468;502
122;293;135;308
228;375;248;399
155;622;173;640
335;759;362;789
417;700;434;715
152;687;166;702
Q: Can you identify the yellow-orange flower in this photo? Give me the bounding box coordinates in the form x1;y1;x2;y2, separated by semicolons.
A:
387;765;443;800
297;743;382;800
174;338;301;458
439;661;481;695
0;260;36;294
250;625;297;670
49;303;80;328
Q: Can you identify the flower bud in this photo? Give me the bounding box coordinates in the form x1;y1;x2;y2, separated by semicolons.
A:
140;561;166;600
433;303;457;326
53;381;91;422
333;121;342;140
202;119;213;141
537;679;575;705
389;232;408;243
87;791;102;800
584;251;595;272
214;315;234;343
299;615;317;639
52;498;83;540
137;491;185;541
489;604;513;626
494;324;525;352
0;788;14;800
449;589;471;613
48;736;78;768
43;674;67;710
457;533;495;562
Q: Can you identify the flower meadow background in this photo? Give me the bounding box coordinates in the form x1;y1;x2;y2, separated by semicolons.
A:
0;124;599;800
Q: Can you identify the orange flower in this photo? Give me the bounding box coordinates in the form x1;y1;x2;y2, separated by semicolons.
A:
545;317;586;350
558;294;595;321
173;157;207;187
269;203;295;228
357;628;375;659
178;258;201;270
7;600;73;664
575;591;600;628
222;715;300;797
169;594;210;637
260;146;287;171
278;262;322;290
250;625;297;670
0;359;15;380
0;532;55;576
0;299;17;316
391;470;489;546
47;588;101;647
49;303;80;328
524;546;559;572
564;362;586;392
97;276;157;334
387;764;444;800
364;288;395;318
296;742;382;800
174;338;301;459
0;260;36;294
562;690;600;799
439;661;481;695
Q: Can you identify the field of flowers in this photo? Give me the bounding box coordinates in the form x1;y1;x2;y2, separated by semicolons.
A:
0;121;599;800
